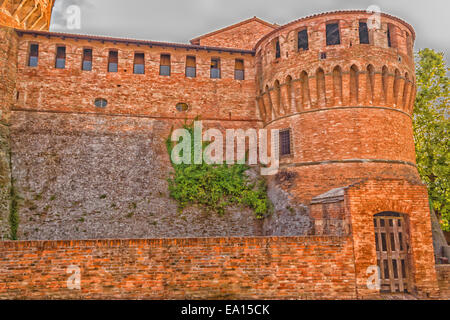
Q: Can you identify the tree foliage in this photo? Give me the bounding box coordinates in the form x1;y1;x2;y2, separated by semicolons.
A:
413;48;449;231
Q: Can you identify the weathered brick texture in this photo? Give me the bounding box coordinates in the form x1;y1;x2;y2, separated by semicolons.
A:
190;17;277;50
0;27;18;238
0;236;357;300
436;265;450;298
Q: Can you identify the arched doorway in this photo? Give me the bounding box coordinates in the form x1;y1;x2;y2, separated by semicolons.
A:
373;212;412;293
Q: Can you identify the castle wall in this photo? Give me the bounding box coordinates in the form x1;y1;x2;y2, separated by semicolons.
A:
0;236;357;299
10;111;266;240
0;27;18;239
15;33;258;121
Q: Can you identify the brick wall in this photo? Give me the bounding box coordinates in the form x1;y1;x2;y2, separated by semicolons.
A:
191;18;276;50
436;265;450;298
0;27;18;238
345;179;440;298
0;236;357;299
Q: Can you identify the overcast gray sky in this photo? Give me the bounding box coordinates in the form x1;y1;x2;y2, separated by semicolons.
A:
50;0;449;59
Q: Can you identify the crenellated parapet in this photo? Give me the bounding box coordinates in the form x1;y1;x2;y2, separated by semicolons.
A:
255;11;416;124
0;0;54;31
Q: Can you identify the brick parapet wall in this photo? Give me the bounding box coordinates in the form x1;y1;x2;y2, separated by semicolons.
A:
436;265;450;298
0;236;357;299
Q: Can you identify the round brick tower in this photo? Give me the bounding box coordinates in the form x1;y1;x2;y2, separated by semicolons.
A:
0;0;54;30
255;11;419;202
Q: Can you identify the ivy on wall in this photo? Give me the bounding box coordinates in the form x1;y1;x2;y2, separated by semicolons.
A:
166;122;272;219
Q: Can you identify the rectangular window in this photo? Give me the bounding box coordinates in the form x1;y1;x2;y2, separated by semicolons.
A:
134;53;145;74
297;29;308;51
185;56;196;78
28;43;39;67
279;129;292;156
387;24;396;48
326;23;340;46
359;22;369;44
108;50;118;72
55;46;66;69
234;59;244;80
82;48;92;71
275;38;281;58
210;58;221;79
160;54;171;76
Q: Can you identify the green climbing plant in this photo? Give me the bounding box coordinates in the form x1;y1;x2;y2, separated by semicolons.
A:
166;121;272;218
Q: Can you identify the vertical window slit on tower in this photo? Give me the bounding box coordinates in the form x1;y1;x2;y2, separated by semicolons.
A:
326;23;340;45
28;43;39;67
185;56;196;78
160;54;171;76
234;59;244;80
108;50;118;72
275;38;281;58
297;29;308;51
210;58;221;79
55;46;66;69
359;21;369;44
134;53;145;74
82;48;92;71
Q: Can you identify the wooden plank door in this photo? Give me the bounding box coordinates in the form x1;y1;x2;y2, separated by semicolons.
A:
374;214;412;293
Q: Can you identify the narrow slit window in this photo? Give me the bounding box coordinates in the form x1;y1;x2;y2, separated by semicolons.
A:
387;24;397;48
55;46;66;69
185;56;196;78
160;54;171;76
275;38;281;58
134;53;145;74
279;129;291;156
210;58;221;79
108;50;118;72
359;21;369;44
28;44;39;67
387;26;392;47
298;29;309;51
326;23;340;46
234;59;244;80
82;48;92;71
